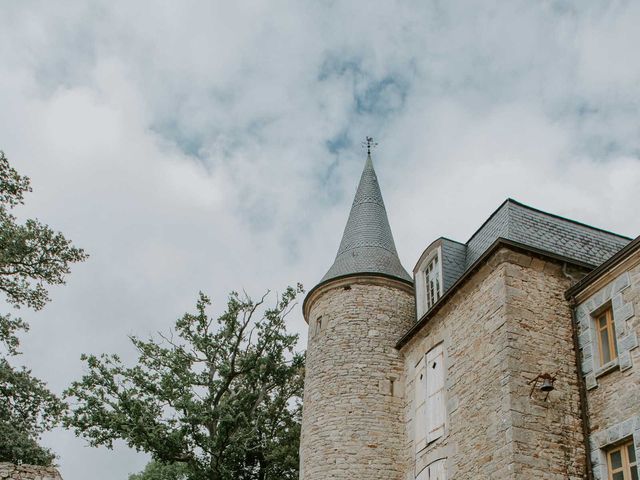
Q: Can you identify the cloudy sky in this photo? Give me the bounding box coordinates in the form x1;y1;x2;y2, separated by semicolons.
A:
2;1;640;478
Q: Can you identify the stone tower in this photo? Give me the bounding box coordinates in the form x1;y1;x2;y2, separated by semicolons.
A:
300;150;414;479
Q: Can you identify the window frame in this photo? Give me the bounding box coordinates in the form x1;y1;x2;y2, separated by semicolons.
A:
415;247;443;318
606;439;637;480
595;305;618;367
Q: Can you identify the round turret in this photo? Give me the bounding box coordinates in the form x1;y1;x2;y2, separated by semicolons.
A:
299;151;414;479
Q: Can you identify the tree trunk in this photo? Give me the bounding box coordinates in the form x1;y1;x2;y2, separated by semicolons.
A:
257;452;267;480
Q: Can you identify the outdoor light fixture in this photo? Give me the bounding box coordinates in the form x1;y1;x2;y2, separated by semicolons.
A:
528;372;557;401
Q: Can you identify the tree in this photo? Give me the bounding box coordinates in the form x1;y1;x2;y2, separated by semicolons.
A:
66;286;305;480
0;357;66;465
128;461;189;480
0;151;88;465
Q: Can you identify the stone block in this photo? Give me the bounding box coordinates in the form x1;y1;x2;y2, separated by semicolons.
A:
579;330;592;348
619;351;632;371
619;332;638;352
576;306;588;320
612;293;624;310
614;303;634;323
582;357;594;375
592;430;607;448
621;418;635;438
607;424;622;444
613;272;631;293
615;317;628;337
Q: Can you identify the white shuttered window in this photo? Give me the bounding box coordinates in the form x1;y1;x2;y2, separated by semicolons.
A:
414;356;427;452
415;343;446;454
426;343;445;442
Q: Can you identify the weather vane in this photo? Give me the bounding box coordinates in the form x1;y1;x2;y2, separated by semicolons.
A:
362;136;378;156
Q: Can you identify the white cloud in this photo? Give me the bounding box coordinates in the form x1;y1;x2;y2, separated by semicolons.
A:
1;1;639;478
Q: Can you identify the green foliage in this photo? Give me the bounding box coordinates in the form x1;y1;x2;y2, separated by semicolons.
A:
0;151;88;312
0;151;87;465
0;358;65;465
0;314;29;356
66;286;305;480
129;461;189;480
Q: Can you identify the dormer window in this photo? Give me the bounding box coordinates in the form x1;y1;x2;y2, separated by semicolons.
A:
415;247;443;318
425;254;441;310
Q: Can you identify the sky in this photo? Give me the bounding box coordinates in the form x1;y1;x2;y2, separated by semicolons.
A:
1;1;640;478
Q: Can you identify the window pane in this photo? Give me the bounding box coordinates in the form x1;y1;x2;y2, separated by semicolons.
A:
601;329;612;364
629;443;637;464
613;473;624;480
599;316;607;329
631;466;638;480
610;449;623;470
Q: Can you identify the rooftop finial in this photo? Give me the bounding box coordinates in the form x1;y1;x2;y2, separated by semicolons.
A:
362;136;378;156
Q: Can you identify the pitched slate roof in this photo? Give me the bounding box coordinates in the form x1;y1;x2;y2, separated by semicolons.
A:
414;198;631;310
319;153;411;284
465;199;630;270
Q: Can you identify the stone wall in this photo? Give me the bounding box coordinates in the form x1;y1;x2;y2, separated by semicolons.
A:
504;254;586;478
401;248;587;479
574;252;640;480
401;250;511;480
300;276;414;480
0;463;62;480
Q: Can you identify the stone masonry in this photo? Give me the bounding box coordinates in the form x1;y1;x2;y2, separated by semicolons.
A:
300;277;414;480
572;251;640;480
0;463;62;480
401;248;587;479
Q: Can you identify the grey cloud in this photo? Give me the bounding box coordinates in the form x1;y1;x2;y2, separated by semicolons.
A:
1;1;640;479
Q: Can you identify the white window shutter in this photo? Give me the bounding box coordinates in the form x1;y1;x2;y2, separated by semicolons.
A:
428;459;446;480
426;344;445;442
414;357;427;452
415;467;428;480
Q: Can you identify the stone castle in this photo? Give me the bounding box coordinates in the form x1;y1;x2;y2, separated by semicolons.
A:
299;150;640;479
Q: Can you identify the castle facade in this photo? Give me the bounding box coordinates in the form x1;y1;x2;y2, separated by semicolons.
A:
299;152;640;480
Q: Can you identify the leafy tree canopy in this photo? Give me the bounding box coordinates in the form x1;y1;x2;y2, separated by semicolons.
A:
0;357;65;465
0;151;87;465
129;461;189;480
0;151;87;346
66;286;305;480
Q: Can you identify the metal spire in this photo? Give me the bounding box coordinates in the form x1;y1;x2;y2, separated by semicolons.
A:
320;139;411;284
362;136;378;156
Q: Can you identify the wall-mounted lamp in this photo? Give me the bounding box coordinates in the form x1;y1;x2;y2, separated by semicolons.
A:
527;372;557;401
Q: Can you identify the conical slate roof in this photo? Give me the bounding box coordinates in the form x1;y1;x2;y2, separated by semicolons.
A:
320;153;412;284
